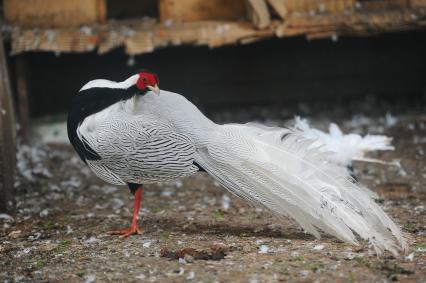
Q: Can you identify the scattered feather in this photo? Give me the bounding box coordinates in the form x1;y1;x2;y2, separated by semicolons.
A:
0;214;14;222
313;244;325;251
186;271;195;280
405;252;415;261
259;245;269;254
84;274;96;283
222;194;230;210
385;112;398;127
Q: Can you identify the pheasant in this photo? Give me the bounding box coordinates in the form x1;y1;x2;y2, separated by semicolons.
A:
67;71;406;254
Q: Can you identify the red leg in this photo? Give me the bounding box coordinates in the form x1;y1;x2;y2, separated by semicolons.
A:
109;185;143;237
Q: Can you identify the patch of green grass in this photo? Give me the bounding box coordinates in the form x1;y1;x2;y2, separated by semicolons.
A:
44;221;56;230
390;264;414;275
212;210;224;221
354;257;372;269
183;223;197;232
403;223;417;233
293;256;304;262
55;240;71;253
76;269;85;277
377;263;415;278
280;270;290;276
347;272;356;283
59;240;71;248
36;260;45;268
160;231;170;241
306;262;324;272
153;207;164;214
415;243;426;249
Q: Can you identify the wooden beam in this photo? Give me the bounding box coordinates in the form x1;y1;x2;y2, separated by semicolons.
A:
0;33;17;213
246;0;271;29
267;0;288;20
159;0;247;22
411;0;426;7
15;56;30;144
268;0;355;16
4;0;107;28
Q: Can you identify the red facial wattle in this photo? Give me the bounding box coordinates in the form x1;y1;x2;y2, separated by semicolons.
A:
136;72;158;91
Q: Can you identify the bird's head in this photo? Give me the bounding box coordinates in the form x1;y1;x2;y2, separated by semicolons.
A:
136;71;160;95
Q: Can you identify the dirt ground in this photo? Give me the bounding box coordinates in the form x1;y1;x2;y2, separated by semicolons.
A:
1;109;425;283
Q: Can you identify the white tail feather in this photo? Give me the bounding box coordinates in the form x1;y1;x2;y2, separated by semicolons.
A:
293;116;395;166
196;123;407;254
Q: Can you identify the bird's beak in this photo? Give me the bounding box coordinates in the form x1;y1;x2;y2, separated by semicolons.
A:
147;84;160;95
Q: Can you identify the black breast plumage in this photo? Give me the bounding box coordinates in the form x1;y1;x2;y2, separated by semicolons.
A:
67;86;137;163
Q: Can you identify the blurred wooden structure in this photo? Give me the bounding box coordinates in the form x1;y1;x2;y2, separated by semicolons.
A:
159;0;246;22
4;0;107;28
5;0;426;56
2;0;426;140
0;32;16;212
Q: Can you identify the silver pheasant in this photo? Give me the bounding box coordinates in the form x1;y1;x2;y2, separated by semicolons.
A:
67;71;406;254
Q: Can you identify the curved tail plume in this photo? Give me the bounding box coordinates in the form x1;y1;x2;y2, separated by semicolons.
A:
196;123;407;255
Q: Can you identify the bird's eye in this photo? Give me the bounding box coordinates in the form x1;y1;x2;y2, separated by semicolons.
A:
142;77;148;83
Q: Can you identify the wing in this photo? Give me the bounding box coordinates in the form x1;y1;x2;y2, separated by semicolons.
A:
82;117;198;184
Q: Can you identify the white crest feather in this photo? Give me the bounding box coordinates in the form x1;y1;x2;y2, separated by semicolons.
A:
80;74;139;91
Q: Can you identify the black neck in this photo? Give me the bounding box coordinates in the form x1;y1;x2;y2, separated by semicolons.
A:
67;86;138;162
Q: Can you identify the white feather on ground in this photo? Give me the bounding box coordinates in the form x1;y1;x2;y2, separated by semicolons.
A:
293;116;396;166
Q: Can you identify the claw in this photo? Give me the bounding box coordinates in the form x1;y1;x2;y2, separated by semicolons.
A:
108;226;143;238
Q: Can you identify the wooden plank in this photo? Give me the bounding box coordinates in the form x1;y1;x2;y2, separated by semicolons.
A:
8;7;426;56
4;0;107;28
246;0;271;29
359;0;410;10
0;32;16;213
267;0;288;19
411;0;426;7
275;8;426;37
272;0;356;15
159;0;247;22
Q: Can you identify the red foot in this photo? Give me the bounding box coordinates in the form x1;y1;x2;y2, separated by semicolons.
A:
109;186;144;238
108;226;143;237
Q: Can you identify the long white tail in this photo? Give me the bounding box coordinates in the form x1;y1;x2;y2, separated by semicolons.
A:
195;123;407;255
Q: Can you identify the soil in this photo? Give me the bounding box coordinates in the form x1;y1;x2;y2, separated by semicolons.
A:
1;110;425;283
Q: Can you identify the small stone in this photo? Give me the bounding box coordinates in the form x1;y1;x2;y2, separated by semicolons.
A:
178;258;186;264
135;273;146;280
313;244;324;251
186;271;195;280
84;274;96;283
184;254;194;263
242;245;251;253
39;209;49;217
8;230;21;239
0;213;14;222
352;246;364;253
